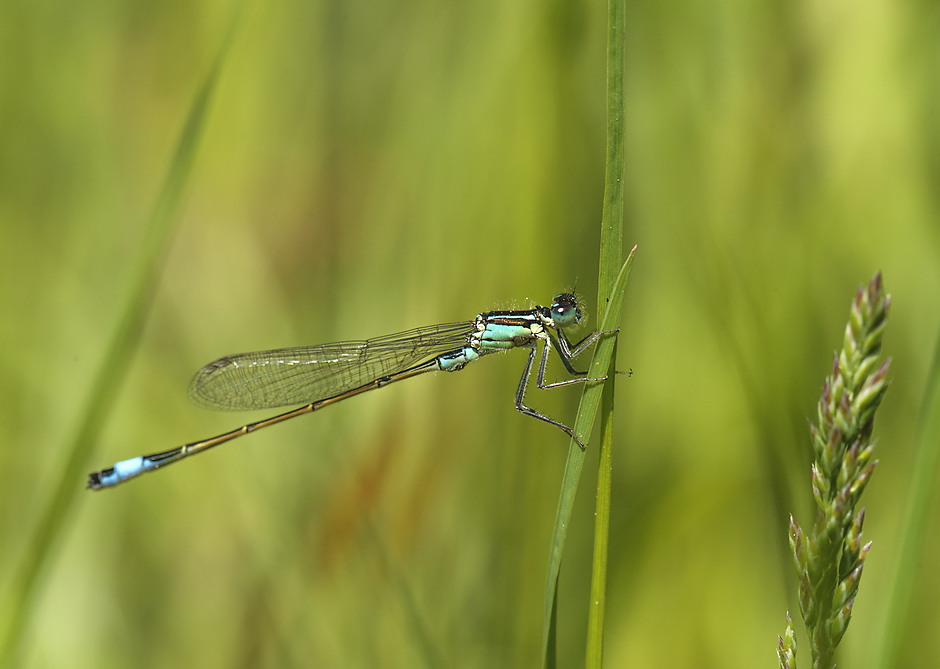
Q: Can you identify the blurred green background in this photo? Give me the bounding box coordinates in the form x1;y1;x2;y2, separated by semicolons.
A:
1;0;938;666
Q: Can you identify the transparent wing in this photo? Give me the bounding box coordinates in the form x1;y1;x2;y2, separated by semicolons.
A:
188;321;477;410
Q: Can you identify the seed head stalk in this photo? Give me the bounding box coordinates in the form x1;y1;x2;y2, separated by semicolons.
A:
779;272;891;669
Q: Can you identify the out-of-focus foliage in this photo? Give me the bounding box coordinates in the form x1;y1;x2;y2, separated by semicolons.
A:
0;0;937;667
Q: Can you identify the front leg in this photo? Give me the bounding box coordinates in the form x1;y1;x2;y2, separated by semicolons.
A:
558;328;620;359
549;328;620;376
537;336;607;390
549;332;588;376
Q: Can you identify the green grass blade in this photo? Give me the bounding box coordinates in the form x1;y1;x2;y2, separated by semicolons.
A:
874;326;940;669
541;249;635;667
0;5;244;666
584;0;626;663
585;346;617;669
541;0;627;664
597;0;626;303
546;574;560;669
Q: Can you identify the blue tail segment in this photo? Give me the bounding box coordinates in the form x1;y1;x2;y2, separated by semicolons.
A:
88;456;157;489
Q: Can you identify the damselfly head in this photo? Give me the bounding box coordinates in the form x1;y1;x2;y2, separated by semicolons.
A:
550;293;582;329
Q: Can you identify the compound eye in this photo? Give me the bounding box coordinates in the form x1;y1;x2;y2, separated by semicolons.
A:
550;293;580;327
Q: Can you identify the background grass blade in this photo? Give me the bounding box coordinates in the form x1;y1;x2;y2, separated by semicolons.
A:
0;5;244;666
367;520;443;669
874;327;940;669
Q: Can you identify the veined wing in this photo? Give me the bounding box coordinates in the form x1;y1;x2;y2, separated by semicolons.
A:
188;321;476;411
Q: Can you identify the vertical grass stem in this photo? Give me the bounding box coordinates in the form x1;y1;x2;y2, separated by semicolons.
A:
541;0;628;664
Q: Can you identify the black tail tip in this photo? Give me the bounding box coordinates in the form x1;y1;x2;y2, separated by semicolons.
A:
87;471;106;490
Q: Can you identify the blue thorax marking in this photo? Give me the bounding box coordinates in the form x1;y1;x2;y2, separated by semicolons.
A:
438;310;548;372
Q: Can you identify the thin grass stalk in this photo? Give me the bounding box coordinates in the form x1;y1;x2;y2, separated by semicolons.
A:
546;574;560;669
540;254;632;669
597;0;626;301
586;0;626;659
540;0;627;663
585;354;617;668
0;6;245;666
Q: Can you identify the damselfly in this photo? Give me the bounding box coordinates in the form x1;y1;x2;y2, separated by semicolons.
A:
87;293;616;489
